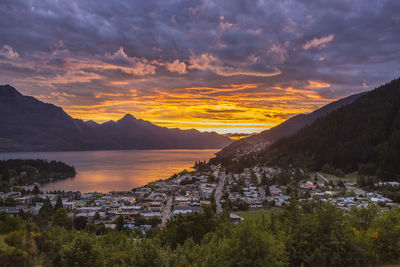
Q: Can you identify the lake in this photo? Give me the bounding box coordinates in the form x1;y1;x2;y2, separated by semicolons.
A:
0;149;219;193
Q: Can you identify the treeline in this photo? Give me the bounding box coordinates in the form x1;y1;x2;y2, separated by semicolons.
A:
0;159;76;192
213;78;400;180
1;196;400;266
260;78;400;179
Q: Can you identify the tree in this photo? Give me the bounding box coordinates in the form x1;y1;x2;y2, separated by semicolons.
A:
115;216;124;232
94;211;101;220
32;185;41;195
54;195;63;211
0;213;22;234
52;208;72;230
0;235;33;267
367;209;400;264
284;200;354;266
74;216;88;230
58;232;104;266
36;198;54;227
222;220;286;266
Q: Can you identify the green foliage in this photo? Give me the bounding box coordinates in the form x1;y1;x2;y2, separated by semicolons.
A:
115;215;124;231
0;196;399;266
93;211;101;220
0;235;32;267
58;232;103;266
233;78;400;180
0;213;23;234
35;198;54;227
219;220;286;266
322;164;344;177
73;216;87;230
52;208;73;230
0;159;76;192
366;209;400;264
54;195;63;211
159;205;222;248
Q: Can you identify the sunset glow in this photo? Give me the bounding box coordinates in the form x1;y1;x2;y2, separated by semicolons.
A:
1;1;399;135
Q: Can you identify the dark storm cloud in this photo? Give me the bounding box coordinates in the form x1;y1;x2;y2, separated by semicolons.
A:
0;0;399;132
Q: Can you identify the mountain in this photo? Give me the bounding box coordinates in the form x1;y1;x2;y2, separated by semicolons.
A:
0;85;232;152
216;91;365;159
237;78;400;179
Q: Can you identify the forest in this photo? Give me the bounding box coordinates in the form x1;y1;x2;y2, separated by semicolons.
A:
0;159;76;192
212;78;400;180
262;78;400;179
1;187;399;267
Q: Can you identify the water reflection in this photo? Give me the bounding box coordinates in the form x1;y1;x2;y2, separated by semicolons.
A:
0;149;218;193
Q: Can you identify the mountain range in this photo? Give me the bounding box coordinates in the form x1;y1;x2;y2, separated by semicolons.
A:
0;85;232;152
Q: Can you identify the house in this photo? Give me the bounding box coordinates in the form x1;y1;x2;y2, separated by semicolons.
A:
0;206;25;215
173;206;203;216
140;212;161;218
300;184;317;189
149;202;163;212
229;213;244;224
371;197;393;203
2;192;21;199
15;196;33;205
63;201;76;210
120;206;141;212
376;181;400;186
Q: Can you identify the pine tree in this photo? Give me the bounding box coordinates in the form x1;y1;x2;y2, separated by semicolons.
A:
54;195;63;211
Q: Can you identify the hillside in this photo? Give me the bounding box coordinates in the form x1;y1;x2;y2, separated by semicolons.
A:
0;85;232;152
258;78;400;179
216;91;365;159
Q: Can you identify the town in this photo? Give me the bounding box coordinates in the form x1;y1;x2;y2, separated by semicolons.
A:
1;162;399;233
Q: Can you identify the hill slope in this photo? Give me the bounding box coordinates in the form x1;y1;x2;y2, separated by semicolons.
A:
0;85;232;152
259;78;400;179
216;91;365;159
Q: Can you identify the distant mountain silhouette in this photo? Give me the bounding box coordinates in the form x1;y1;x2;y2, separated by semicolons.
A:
0;85;232;152
216;91;366;158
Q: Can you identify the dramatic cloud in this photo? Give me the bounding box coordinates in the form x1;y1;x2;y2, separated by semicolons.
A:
303;34;335;50
0;45;20;60
0;0;399;134
164;60;187;74
188;53;281;77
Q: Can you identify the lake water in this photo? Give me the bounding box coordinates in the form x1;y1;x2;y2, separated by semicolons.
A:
0;149;219;193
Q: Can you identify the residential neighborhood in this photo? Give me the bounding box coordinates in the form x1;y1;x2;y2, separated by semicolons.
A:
0;164;398;233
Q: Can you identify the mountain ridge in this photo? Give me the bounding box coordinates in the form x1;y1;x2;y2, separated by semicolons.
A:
0;85;232;152
216;78;400;179
216;91;366;159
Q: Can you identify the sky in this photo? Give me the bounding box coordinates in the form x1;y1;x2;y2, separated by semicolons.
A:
0;0;399;135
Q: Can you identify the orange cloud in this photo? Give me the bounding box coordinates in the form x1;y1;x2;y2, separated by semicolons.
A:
58;82;335;134
303;34;335;50
2;45;337;135
164;59;187;74
307;80;331;88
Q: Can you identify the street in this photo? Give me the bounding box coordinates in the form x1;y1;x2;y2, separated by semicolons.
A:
161;194;173;227
215;170;226;213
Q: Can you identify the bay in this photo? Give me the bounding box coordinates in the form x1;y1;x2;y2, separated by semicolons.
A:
0;149;218;193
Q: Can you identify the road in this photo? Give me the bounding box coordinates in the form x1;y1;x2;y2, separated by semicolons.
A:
161;194;173;227
316;172;329;183
346;185;367;195
317;172;366;195
255;171;267;200
215;170;226;213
